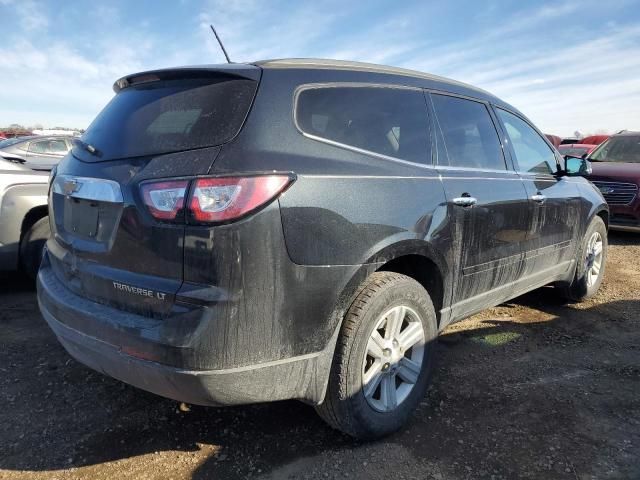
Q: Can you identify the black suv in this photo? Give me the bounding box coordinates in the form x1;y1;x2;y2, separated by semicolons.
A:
38;59;608;439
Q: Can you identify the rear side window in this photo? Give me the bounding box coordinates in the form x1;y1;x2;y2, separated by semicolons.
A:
77;76;257;162
28;140;48;154
29;139;67;154
432;94;506;170
296;86;431;164
496;108;557;174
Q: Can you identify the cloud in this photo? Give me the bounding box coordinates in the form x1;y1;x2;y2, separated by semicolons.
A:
0;0;637;135
5;0;49;31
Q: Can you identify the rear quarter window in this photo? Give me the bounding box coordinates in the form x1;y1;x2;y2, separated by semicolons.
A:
76;76;257;162
295;86;432;165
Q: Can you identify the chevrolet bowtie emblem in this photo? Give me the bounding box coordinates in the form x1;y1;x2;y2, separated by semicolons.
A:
62;179;80;196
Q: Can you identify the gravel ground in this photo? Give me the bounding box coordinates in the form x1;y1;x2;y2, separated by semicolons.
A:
0;232;638;480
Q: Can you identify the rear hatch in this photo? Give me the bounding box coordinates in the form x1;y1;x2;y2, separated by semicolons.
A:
47;65;261;318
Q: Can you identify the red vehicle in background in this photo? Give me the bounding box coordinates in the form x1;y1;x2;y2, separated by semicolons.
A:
582;135;609;146
558;143;599;158
584;131;640;232
557;135;609;159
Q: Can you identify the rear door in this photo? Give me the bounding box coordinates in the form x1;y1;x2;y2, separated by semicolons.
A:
428;93;530;319
495;108;581;279
47;68;260;318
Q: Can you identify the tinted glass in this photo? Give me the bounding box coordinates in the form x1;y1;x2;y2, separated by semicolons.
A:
77;76;257;162
590;136;640;163
497;109;557;174
296;87;431;164
432;94;505;170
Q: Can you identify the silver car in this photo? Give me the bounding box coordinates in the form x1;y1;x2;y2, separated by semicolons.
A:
0;136;73;171
0;158;50;278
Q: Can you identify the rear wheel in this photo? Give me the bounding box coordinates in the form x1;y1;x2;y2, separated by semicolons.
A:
561;216;607;302
316;272;437;439
20;216;50;280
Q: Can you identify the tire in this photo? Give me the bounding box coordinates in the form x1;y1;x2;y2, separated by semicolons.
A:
20;216;50;280
561;216;607;302
316;272;438;439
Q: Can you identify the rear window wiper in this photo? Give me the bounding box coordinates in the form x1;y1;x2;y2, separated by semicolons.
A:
73;138;101;157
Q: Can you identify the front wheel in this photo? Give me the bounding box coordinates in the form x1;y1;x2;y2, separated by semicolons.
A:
316;272;437;439
561;216;607;302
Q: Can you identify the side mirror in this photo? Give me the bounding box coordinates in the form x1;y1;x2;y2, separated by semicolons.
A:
563;155;592;176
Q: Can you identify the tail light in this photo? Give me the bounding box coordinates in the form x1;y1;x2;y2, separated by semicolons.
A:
140;175;293;223
190;175;291;223
141;180;189;220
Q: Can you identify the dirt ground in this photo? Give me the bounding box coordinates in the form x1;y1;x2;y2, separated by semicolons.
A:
1;232;638;480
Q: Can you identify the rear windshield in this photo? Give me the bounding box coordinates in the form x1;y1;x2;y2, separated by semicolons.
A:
75;75;257;162
590;136;640;163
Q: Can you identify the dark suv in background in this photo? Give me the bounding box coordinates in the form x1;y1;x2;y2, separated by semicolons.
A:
586;131;640;232
38;59;608;439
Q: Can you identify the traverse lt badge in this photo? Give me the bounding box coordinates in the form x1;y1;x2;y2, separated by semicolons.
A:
112;281;166;300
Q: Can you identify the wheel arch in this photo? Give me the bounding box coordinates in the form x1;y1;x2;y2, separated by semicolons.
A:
20;205;49;243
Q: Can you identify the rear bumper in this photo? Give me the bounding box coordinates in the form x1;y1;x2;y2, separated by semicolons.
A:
37;260;339;406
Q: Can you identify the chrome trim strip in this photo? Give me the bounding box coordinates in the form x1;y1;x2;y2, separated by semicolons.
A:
52;175;124;203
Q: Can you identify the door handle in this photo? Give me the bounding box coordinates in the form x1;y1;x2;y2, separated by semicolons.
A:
531;194;546;203
452;196;477;207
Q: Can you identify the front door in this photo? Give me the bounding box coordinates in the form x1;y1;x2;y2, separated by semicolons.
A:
429;93;530;320
495;108;581;279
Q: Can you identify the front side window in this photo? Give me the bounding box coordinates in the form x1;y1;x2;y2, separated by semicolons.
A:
431;94;506;170
296;86;431;164
497;109;557;174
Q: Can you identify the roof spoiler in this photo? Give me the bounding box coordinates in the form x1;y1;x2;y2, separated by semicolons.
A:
113;64;261;93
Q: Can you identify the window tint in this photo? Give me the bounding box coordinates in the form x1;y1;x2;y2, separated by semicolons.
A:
496;109;557;174
296;86;431;164
432;94;505;170
77;76;257;162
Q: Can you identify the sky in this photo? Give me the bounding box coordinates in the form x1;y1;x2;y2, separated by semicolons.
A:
0;0;639;137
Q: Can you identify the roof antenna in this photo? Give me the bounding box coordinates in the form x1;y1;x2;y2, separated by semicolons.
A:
209;24;232;63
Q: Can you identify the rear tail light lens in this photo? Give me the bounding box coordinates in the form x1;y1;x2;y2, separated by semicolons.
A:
141;180;189;220
140;175;293;223
190;175;292;223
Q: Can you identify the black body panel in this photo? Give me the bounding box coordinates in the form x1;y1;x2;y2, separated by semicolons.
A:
38;60;608;407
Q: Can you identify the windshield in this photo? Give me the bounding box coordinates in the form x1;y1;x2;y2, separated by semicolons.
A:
589;136;640;163
75;75;257;162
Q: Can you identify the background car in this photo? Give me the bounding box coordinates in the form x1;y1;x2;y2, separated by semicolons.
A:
0;158;50;279
586;131;640;232
582;135;609;146
0;135;73;171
